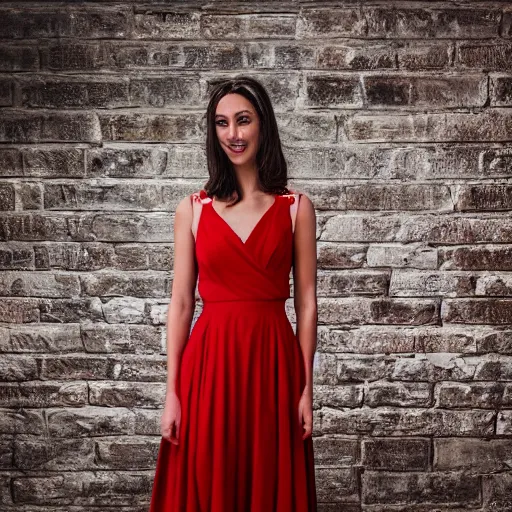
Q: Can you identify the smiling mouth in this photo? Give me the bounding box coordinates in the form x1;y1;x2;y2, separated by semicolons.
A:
228;144;247;153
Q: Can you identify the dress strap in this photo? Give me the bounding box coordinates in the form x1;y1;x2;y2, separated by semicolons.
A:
190;190;212;240
290;193;301;233
281;191;301;234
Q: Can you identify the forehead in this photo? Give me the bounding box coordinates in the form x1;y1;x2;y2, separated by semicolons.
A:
215;93;254;116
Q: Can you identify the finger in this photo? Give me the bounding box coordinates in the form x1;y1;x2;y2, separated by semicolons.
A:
171;423;179;445
302;425;312;440
169;424;179;445
162;421;175;441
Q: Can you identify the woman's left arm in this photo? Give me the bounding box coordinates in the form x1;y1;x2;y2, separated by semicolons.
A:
293;194;318;397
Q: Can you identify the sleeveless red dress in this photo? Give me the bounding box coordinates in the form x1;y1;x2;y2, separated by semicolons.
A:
149;190;317;512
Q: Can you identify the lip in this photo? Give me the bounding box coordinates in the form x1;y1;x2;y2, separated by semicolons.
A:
228;144;247;154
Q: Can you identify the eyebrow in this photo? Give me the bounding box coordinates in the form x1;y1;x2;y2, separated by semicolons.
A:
215;110;252;119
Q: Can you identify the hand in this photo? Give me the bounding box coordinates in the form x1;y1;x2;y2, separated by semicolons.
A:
161;392;181;445
298;385;313;440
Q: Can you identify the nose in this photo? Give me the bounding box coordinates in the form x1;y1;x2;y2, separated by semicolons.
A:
228;123;240;139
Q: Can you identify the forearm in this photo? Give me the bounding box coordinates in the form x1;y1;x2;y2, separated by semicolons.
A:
164;298;195;402
295;303;318;391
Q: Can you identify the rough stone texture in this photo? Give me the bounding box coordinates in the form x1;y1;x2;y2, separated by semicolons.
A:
1;1;512;510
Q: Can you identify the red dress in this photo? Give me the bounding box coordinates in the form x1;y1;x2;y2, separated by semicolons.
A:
149;190;317;511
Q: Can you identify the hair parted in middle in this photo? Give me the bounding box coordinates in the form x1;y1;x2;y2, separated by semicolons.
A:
203;75;292;206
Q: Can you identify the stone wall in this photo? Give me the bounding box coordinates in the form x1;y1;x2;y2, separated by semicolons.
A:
1;1;512;510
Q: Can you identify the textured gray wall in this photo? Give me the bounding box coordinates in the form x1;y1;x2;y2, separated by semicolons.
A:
1;1;512;510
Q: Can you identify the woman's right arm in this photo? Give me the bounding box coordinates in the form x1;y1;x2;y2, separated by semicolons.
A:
164;194;198;402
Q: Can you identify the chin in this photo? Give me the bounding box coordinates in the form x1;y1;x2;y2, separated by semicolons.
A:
225;152;255;164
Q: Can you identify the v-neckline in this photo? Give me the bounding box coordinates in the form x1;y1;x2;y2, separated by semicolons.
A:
210;195;277;245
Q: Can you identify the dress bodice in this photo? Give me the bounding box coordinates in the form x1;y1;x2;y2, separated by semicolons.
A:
191;190;300;303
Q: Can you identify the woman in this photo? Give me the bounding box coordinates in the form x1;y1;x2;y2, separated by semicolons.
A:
149;75;318;511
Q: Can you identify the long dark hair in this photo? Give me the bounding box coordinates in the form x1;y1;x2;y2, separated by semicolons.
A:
203;75;292;205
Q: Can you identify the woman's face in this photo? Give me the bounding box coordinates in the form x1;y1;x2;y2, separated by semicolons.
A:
215;93;261;168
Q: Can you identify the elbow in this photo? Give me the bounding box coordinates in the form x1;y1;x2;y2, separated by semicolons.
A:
170;293;196;314
294;298;317;317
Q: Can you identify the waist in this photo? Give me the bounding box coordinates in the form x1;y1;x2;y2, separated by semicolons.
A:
201;298;287;312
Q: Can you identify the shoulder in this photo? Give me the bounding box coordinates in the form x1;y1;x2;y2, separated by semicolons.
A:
175;191;202;220
176;195;193;214
282;190;314;211
178;189;209;208
290;191;315;229
298;193;314;214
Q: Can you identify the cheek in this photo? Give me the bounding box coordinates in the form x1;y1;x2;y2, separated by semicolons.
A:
247;126;260;144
